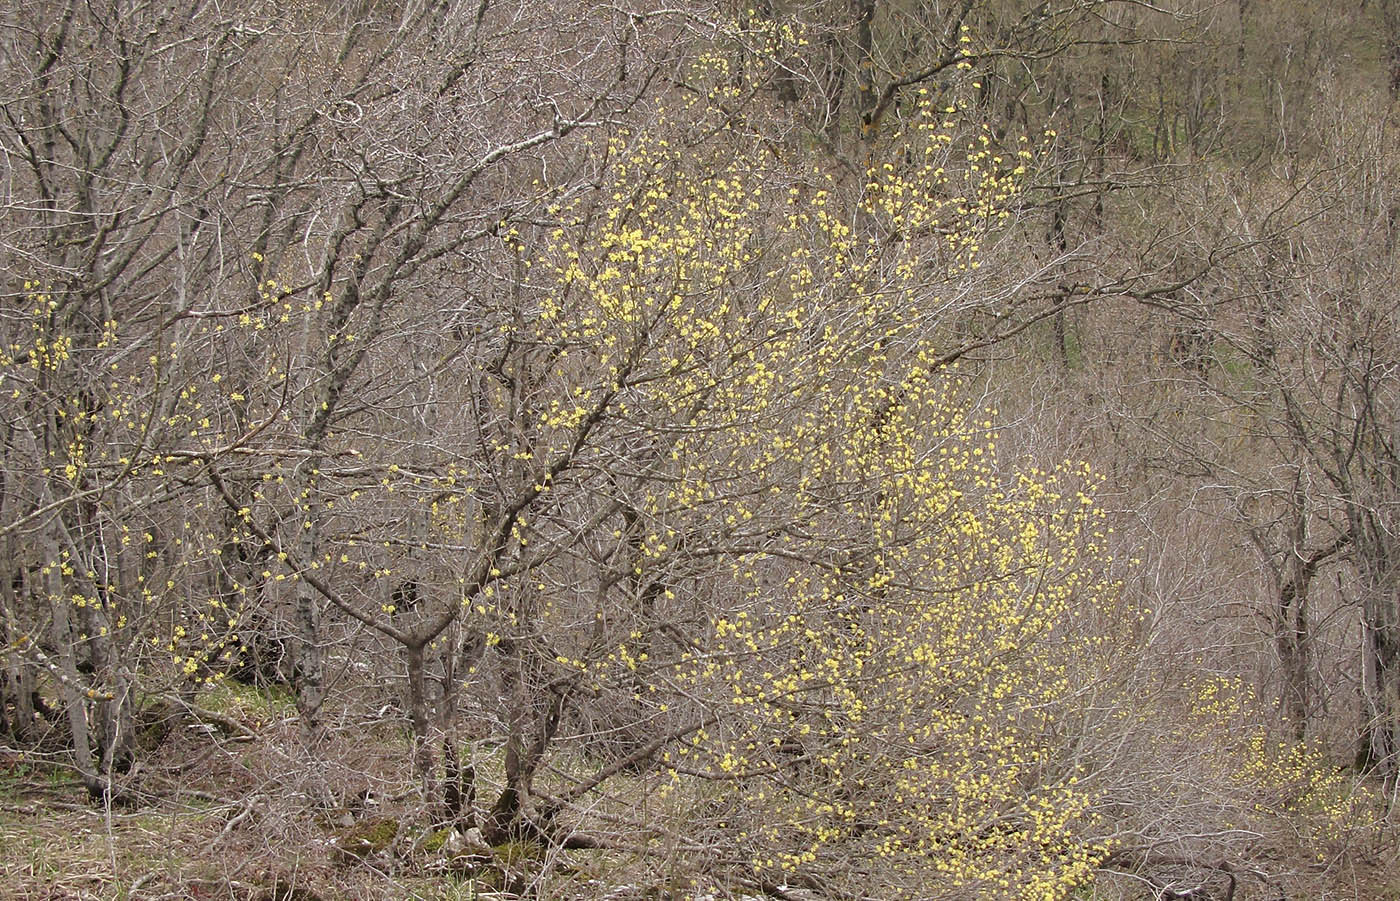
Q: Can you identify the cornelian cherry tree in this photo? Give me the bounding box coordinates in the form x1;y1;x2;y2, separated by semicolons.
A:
371;69;1132;894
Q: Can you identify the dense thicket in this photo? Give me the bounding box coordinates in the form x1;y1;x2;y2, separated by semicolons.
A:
1;1;1396;898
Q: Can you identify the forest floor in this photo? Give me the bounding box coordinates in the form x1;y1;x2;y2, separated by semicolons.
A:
0;684;709;901
0;744;674;901
2;683;1399;900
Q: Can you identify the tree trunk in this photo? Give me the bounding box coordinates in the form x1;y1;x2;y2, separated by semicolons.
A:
853;0;878;143
481;633;566;844
405;642;437;803
1;561;40;744
1272;518;1348;741
1351;515;1400;779
72;495;134;775
1357;606;1399;776
1276;573;1310;741
292;474;327;746
1382;0;1400;98
1237;0;1251;69
484;634;530;843
43;531;106;800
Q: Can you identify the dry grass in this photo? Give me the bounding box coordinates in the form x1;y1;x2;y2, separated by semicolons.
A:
4;681;1396;901
0;693;693;901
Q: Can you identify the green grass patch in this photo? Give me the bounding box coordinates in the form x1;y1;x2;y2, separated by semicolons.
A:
198;680;297;725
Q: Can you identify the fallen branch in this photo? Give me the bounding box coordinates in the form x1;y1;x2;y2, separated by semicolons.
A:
161;695;259;743
1100;846;1284;901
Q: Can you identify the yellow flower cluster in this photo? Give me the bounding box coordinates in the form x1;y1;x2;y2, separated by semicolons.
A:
524;92;1114;898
